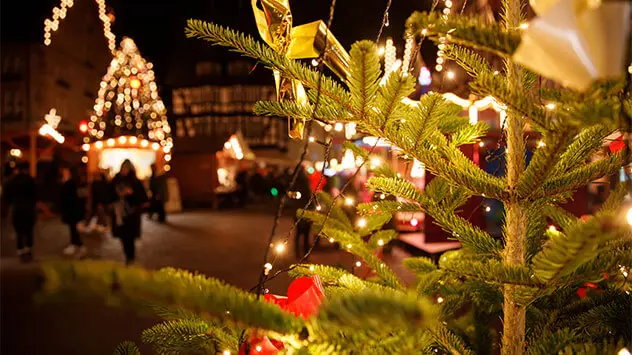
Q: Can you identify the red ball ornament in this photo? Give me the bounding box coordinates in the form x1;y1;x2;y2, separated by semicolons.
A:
609;136;625;153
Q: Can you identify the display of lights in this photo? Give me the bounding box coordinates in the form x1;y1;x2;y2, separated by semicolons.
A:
357;218;367;228
345;122;357;139
39;108;65;144
440;93;507;126
82;144;91;151
9;149;22;158
410;218;419;227
87;37;172;166
334;122;344;132
401;34;415;74
43;0;116;53
81;156;89;163
345;197;354;206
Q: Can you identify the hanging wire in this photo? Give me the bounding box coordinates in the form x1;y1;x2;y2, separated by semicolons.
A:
376;0;393;43
252;0;339;298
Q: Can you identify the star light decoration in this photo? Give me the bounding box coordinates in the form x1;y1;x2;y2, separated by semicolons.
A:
84;37;172;165
39;108;65;144
43;0;116;53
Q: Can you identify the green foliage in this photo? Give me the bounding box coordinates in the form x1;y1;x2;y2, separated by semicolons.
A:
38;10;631;355
113;341;141;355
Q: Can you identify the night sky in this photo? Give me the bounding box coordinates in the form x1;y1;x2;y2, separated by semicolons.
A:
2;0;435;85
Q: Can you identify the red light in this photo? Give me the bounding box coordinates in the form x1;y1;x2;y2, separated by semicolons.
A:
79;120;89;134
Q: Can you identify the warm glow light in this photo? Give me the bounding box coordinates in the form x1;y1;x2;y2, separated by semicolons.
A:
437;296;444;304
545;103;557;110
275;243;286;254
538;140;546;148
152;143;160;150
223;351;231;355
316;205;322;211
519;22;529;29
357;218;367;228
355;261;361;267
264;263;272;271
311;58;319;66
478;142;485;147
446;71;456;80
626;207;632;226
130;136;138;144
107;138;115;146
377;239;384;246
410;218;419;227
129;78;141;89
81;156;88;163
548;225;557;232
346;243;352;249
334;122;344;132
82;144;90;151
164;164;171;172
164;154;172;161
118;136;127;144
39;124;65;143
255;345;262;352
370;157;382;167
329;237;335;243
377;46;385;56
141;139;149;147
324;124;332;132
485;206;491;212
95;141;103;149
345;197;354;206
224;141;232;149
308;136;315;143
618;348;631;355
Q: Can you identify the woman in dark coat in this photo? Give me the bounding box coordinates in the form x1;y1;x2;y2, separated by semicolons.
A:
110;159;148;265
60;167;87;258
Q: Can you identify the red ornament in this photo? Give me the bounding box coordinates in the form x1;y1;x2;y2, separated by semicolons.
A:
239;276;325;355
609;136;625;153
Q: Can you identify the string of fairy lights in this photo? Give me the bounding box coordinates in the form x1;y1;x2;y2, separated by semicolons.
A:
82;37;173;170
43;0;116;53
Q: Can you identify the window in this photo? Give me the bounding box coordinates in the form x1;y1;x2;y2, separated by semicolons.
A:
195;61;222;77
3;91;13;115
227;60;252;76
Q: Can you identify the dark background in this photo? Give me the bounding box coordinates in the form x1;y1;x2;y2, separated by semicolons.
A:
1;0;434;87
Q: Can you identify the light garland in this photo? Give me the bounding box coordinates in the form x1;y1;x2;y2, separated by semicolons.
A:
43;0;116;53
401;34;415;74
434;0;452;72
39;108;65;144
88;38;171;151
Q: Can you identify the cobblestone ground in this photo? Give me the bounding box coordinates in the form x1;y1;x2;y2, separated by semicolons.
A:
1;209;413;355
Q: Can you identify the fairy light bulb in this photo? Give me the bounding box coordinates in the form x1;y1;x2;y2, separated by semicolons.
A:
95;141;103;149
316;205;322;211
626;207;632;226
263;263;273;274
548;225;557;232
329;237;335;243
346;243;352;249
309;265;315;271
618;348;631;355
446;71;456;80
223;351;231;355
377;239;384;246
437;296;444;304
82;143;90;151
308;136;315;143
357;218;367;228
345;197;354;206
118;136;127;144
255;345;263;352
545;103;557;110
355;261;361;267
275;243;286;254
107;138;115;146
538;140;546;148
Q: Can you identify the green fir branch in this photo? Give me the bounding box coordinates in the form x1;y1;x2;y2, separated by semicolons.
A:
114;341;141;355
406;11;520;57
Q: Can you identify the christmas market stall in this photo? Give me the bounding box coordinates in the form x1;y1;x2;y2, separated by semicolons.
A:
80;37;173;180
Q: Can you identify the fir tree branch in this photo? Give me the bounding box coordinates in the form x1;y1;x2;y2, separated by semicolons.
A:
403;257;437;275
439;256;541;287
539;152;624;198
141;320;219;355
551;125;614;176
405;11;521;57
253;100;350;123
41;261;303;335
349;41;381;122
185;20;353;112
114;341;141;355
517;132;572;198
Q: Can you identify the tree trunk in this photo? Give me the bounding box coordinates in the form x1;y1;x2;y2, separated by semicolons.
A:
501;0;527;353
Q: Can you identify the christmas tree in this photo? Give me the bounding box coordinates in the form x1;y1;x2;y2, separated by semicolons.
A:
86;37;172;149
44;0;631;354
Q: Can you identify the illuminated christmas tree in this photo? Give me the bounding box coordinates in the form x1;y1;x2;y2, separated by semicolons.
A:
87;37;172;150
82;37;173;176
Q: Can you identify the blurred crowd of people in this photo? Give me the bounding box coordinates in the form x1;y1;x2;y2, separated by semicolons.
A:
2;160;168;265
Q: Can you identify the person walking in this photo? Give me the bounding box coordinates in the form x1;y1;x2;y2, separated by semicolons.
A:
110;159;148;265
148;164;167;222
89;171;111;232
293;166;314;259
3;161;38;262
60;167;87;258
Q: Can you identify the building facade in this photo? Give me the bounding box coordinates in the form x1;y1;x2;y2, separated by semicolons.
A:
1;0;110;175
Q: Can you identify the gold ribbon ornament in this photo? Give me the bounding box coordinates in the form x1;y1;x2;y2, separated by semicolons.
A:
252;0;351;139
513;0;630;91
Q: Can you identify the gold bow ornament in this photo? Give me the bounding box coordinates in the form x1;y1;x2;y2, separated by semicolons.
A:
252;0;351;139
513;0;630;91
